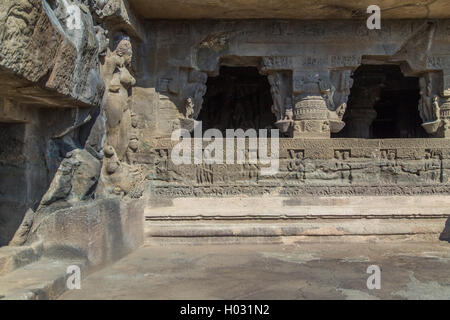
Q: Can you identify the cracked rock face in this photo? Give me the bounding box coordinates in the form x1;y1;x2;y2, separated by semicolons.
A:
0;0;104;108
126;0;450;19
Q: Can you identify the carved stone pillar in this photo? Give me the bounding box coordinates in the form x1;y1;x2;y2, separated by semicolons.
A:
344;86;380;138
292;72;330;139
437;97;450;138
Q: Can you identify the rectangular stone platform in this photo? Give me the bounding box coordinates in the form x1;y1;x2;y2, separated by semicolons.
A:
145;196;450;239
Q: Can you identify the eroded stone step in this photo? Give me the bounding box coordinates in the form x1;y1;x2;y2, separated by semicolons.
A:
0;258;86;300
145;196;450;220
144;196;450;239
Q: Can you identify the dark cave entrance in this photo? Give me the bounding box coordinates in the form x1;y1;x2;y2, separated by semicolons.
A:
198;66;276;135
336;65;427;139
0;122;26;246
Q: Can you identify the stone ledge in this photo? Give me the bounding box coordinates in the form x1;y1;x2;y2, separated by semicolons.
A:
146;195;450;218
128;0;450;20
145;219;449;238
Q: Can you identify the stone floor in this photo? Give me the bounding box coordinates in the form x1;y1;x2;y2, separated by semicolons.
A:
60;238;450;300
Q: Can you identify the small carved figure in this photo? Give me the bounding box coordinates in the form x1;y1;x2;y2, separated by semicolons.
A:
284;98;294;121
322;121;330;132
128;135;139;152
433;96;441;121
185;97;195;119
336;102;347;120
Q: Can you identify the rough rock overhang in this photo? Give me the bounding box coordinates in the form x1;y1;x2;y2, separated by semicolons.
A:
128;0;450;20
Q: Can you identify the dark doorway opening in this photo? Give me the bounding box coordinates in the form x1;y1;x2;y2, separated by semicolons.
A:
0;122;26;246
336;65;427;139
198;66;275;135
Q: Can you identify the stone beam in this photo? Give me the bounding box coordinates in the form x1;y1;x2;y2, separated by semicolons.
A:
0;98;30;123
127;0;450;20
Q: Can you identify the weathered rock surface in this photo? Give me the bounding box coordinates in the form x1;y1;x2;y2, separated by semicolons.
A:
0;0;104;108
1;0;450;301
27;198;144;266
0;1;142;248
128;0;450;20
40;149;101;206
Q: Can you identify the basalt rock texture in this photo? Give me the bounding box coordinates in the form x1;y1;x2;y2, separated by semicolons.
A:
0;0;104;108
0;0;144;263
1;1;450;294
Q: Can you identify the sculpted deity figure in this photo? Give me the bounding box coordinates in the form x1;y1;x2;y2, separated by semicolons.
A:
336;102;347;119
419;76;439;123
432;96;441;121
103;33;136;160
268;73;284;121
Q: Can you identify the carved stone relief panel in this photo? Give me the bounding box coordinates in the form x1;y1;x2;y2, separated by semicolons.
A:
144;138;450;197
419;72;449;137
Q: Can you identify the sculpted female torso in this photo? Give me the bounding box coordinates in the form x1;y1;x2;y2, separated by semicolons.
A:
103;35;136;160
